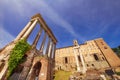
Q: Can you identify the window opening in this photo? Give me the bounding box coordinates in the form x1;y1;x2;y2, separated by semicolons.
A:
77;55;81;62
93;54;99;61
65;57;68;64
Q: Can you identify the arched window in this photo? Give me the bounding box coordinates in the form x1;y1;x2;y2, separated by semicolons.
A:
86;64;89;67
65;57;68;64
92;64;94;66
104;46;107;49
93;54;99;61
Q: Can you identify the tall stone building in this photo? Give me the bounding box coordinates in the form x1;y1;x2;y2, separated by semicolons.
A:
55;38;120;72
0;13;57;80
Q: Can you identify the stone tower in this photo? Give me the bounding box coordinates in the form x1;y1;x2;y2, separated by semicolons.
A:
0;13;57;80
94;38;120;67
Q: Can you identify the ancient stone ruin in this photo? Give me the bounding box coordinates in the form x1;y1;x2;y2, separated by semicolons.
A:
0;13;57;80
0;13;120;80
55;39;120;80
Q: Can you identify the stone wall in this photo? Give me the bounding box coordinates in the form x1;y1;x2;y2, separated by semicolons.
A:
55;38;120;71
95;38;120;67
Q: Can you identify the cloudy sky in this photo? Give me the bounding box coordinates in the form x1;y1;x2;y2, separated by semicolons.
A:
0;0;120;48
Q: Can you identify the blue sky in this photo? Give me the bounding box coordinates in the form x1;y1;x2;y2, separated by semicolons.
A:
0;0;120;48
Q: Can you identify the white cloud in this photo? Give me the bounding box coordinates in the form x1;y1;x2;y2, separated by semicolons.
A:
33;0;86;41
91;18;117;38
91;26;109;38
39;2;78;37
113;27;120;36
0;26;14;48
0;0;86;42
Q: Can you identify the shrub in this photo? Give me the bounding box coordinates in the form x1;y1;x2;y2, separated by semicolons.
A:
7;39;30;78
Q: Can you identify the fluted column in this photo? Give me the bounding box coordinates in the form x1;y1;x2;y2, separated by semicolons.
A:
51;43;55;59
14;21;32;41
73;47;81;72
78;49;87;73
45;37;51;55
39;32;47;53
51;43;56;80
48;41;53;58
53;44;56;59
50;43;53;58
32;27;43;48
21;19;38;39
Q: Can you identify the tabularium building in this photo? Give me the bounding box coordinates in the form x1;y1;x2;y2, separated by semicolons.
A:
55;38;120;73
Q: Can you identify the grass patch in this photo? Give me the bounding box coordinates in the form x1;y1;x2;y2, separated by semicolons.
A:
54;70;72;80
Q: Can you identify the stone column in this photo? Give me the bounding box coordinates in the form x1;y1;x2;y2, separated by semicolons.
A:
52;43;56;71
32;27;43;48
39;32;47;54
50;43;53;58
48;41;53;58
78;48;87;73
52;44;56;59
73;47;81;72
48;42;55;80
21;19;38;39
51;44;56;80
14;21;32;41
45;38;51;55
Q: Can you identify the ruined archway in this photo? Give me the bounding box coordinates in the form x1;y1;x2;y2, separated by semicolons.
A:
30;62;42;80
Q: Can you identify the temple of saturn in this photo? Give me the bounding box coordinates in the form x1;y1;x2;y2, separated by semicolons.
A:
0;13;57;80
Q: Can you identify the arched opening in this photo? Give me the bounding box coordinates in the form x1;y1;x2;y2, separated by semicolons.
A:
86;64;89;67
93;54;99;61
30;62;42;80
92;64;94;67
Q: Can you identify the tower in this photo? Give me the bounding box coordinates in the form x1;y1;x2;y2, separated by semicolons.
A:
0;13;57;80
94;38;120;67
